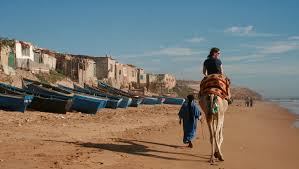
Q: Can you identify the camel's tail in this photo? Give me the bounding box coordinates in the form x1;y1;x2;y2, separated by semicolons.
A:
208;94;222;156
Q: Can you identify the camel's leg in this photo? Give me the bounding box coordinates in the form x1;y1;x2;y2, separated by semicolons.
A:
215;114;224;161
205;114;215;164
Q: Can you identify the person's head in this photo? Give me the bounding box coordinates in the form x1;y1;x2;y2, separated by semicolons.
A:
187;94;195;103
209;47;220;59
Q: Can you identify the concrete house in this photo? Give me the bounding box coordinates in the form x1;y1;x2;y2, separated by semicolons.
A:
93;56;117;83
0;39;16;75
124;64;138;86
55;53;97;85
33;49;57;70
137;68;147;87
157;73;176;89
0;39;51;74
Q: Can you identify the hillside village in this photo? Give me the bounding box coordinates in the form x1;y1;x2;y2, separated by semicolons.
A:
0;38;176;94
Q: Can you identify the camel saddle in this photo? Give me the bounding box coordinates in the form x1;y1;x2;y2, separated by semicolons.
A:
199;74;230;100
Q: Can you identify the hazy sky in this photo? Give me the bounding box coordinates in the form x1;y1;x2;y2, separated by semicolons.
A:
1;0;298;98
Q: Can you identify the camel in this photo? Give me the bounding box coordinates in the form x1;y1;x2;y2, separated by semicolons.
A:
199;94;228;163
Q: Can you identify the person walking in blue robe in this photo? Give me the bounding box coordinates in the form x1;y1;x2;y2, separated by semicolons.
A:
178;94;201;148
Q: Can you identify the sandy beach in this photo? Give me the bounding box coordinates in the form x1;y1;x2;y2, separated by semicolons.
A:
0;101;298;169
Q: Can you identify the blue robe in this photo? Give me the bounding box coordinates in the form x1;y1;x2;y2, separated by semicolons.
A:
178;101;201;144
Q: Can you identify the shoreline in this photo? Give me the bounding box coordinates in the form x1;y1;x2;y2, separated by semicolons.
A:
265;100;299;128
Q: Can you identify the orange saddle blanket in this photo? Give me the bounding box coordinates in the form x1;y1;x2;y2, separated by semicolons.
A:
199;74;230;100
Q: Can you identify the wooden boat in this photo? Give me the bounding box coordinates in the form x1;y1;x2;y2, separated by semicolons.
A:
0;92;33;113
57;84;110;112
84;84;129;109
0;82;72;114
23;79;107;114
97;82;142;107
23;78;73;100
142;97;159;105
98;81;132;97
71;94;107;114
70;84;121;109
163;97;185;105
130;97;143;107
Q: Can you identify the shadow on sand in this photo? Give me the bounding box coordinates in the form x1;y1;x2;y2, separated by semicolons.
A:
45;138;209;162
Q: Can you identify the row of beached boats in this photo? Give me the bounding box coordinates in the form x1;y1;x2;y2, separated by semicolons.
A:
0;78;185;114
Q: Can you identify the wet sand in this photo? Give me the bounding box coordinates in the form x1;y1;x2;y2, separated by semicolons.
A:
0;101;298;169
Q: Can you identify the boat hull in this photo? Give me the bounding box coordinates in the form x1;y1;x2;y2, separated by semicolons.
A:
0;82;72;114
142;97;159;105
0;94;33;112
130;98;143;107
163;97;185;105
71;94;107;114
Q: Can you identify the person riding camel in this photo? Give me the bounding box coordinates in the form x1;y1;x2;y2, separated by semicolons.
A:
202;47;232;104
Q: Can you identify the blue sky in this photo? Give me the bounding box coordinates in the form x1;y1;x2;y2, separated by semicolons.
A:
1;0;299;98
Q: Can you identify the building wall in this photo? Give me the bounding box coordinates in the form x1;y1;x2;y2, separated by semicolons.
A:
15;41;34;61
83;59;97;84
157;74;176;89
16;58;50;73
0;45;10;66
125;65;138;83
42;53;56;70
93;57;109;80
115;62;125;87
137;68;146;87
107;57;116;80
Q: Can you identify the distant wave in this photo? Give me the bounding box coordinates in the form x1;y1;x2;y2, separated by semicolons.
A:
270;99;299;115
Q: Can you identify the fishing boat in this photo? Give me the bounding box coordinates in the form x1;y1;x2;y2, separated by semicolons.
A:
71;84;121;109
0;92;33;113
0;82;72;114
23;79;107;114
84;84;130;108
163;97;185;105
71;94;107;114
57;84;110;112
130;97;143;107
23;78;73;100
142;97;159;105
97;82;142;107
157;97;166;104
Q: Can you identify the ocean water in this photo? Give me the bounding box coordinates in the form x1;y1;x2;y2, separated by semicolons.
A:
270;99;299;128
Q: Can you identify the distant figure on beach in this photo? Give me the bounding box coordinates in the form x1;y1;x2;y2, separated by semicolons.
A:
249;97;254;107
178;94;201;148
245;97;250;107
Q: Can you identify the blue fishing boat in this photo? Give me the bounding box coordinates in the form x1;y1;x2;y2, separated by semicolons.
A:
84;84;130;108
163;97;185;105
58;85;116;109
142;97;159;105
23;79;108;114
0;93;33;112
73;84;121;109
118;96;132;108
97;82;141;107
130;97;143;107
157;97;166;104
25;83;73;100
71;94;107;114
0;82;72;114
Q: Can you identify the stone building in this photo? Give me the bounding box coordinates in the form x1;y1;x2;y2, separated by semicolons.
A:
157;73;176;89
54;53;97;85
0;39;51;74
137;68;147;88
